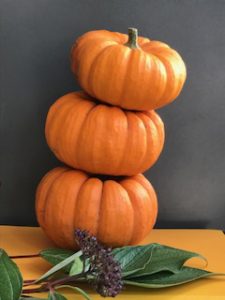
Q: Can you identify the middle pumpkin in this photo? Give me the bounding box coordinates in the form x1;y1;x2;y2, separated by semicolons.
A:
45;91;165;176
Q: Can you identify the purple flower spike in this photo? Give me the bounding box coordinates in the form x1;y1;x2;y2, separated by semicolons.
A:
75;229;123;297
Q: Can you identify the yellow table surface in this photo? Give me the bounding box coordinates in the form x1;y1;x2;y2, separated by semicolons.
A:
0;226;225;299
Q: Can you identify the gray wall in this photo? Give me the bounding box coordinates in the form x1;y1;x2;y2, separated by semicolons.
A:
1;0;225;229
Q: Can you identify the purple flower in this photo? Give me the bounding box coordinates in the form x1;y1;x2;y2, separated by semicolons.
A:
75;229;123;297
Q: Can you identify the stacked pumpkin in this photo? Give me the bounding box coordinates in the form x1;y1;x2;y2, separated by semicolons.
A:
36;28;186;249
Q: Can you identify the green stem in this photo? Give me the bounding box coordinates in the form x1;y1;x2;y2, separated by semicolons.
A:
125;27;140;49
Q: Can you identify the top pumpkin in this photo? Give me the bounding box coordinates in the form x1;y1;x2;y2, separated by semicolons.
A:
71;28;186;111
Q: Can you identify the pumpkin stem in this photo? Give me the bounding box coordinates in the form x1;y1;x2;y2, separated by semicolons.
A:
125;27;140;49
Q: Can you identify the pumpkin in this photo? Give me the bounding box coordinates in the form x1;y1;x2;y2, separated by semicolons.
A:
71;28;186;111
45;91;165;176
36;166;158;249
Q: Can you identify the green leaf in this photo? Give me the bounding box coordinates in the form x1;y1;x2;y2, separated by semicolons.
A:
126;243;206;279
0;248;23;300
113;243;206;279
113;244;155;277
124;267;224;288
41;248;89;277
56;285;92;300
40;248;74;273
48;291;67;300
35;250;82;283
69;256;84;276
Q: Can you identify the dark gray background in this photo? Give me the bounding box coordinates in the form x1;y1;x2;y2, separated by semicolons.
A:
1;0;225;229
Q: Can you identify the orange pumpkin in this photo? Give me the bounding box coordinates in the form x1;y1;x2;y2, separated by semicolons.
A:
36;166;158;249
71;28;186;111
45;91;165;176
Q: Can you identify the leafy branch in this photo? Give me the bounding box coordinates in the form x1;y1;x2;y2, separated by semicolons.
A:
0;229;224;300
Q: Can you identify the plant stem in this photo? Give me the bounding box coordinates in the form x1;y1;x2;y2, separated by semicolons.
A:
50;272;88;288
23;279;37;286
22;285;48;294
125;27;140;49
22;273;89;296
10;253;40;259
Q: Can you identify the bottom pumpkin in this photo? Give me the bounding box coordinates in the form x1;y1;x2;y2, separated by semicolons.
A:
35;166;158;249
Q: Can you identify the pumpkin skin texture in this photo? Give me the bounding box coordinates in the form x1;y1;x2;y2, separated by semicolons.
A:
71;28;186;111
35;167;158;249
45;91;165;176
